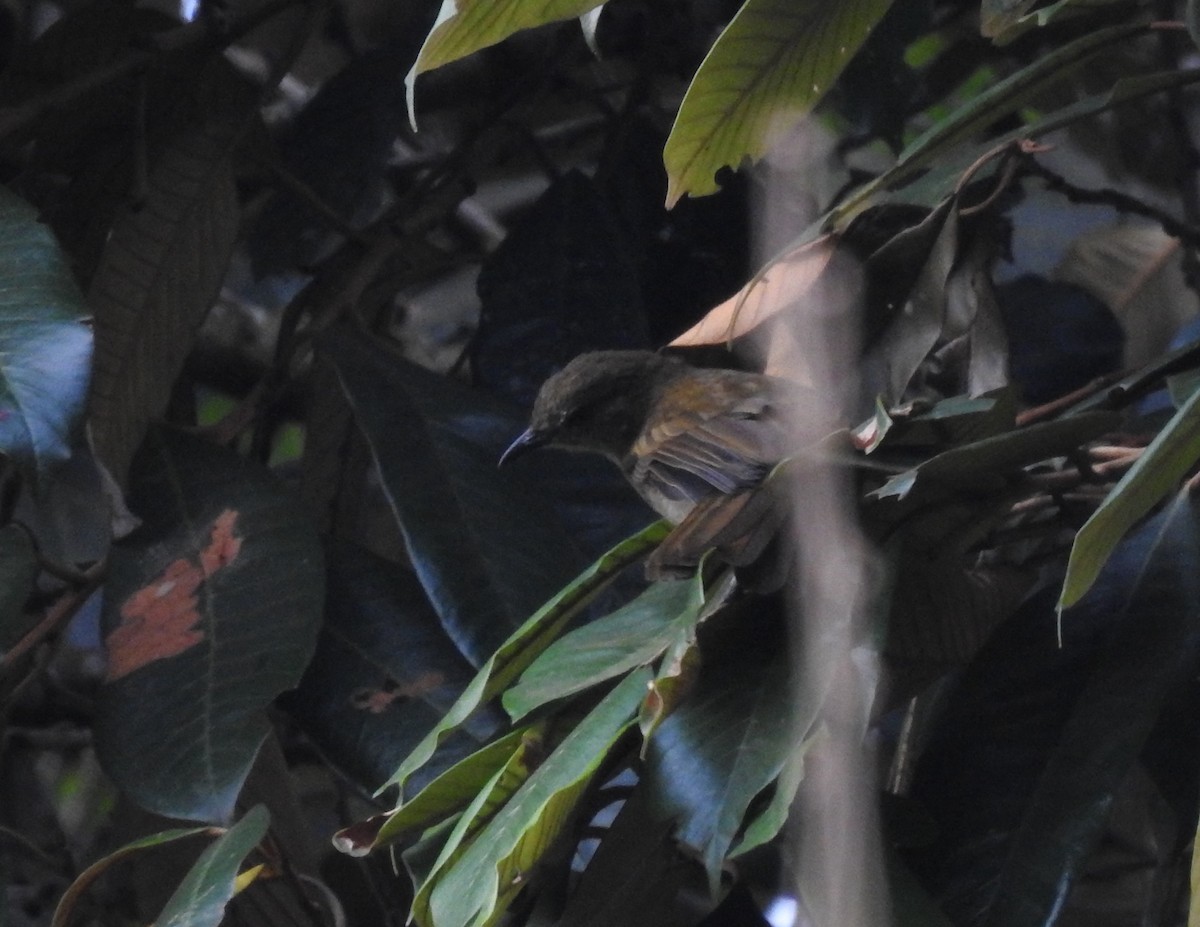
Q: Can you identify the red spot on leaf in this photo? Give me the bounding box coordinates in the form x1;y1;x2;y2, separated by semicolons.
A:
105;509;243;682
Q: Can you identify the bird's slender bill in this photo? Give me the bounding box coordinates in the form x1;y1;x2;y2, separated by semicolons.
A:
498;428;547;466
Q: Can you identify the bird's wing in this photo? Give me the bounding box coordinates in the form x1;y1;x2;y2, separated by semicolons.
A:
627;372;798;509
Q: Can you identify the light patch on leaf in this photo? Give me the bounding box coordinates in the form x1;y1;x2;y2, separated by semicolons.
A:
105;510;242;681
351;672;446;714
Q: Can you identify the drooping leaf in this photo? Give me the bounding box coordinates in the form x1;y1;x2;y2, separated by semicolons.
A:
668;235;837;349
410;725;547;927
1060;384;1200;611
281;542;492;794
424;669;650;927
407;0;606;126
729;725;825;858
96;428;324;823
869;411;1120;505
52;826;218;927
380;520;669;795
645;616;796;893
336;728;531;855
319;323;599;665
87;69;255;485
0;186;92;476
503;574;705;721
0;524;37;654
985;489;1200;926
154;805;270;927
663;0;895;205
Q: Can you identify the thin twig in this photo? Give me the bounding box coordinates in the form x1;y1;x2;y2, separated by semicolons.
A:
0;559;107;674
1023;155;1200;249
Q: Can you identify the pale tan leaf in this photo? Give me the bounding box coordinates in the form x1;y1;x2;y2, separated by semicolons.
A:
1054;223;1199;367
669;235;837;349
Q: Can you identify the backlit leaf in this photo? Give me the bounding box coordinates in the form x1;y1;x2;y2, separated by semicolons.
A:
407;0;606;127
663;0;894;206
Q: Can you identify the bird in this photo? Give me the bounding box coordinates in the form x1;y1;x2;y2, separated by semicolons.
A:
499;350;812;583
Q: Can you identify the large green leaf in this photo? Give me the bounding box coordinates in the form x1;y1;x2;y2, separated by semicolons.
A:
406;0;605;126
645;619;796;893
96;428;324;823
503;573;705;721
86;67;254;485
985;489;1200;926
320;324;592;666
336;728;531;854
380;520;669;795
0;186;92;476
282;542;490;794
663;0;894;205
424;668;651;927
155;805;270;927
1060;386;1200;610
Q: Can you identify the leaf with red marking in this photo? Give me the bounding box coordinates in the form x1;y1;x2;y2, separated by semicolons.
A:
97;427;324;823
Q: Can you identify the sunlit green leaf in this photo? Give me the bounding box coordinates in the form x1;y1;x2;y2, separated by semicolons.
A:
425;669;650;927
663;0;894;205
407;0;606;127
503;574;704;721
335;728;529;854
1061;385;1200;611
412;726;547;927
0;186;91;476
154;806;269;927
379;521;670;796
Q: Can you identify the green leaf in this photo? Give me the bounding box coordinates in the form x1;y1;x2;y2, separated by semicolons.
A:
379;520;670;795
869;411;1120;504
987;489;1200;926
320;324;592;666
983;0;1130;43
96;428;324;823
503;573;705;721
645;624;796;893
87;67;254;485
0;524;37;654
425;668;650;927
407;0;606;126
335;728;530;854
728;725;825;858
52;826;217;927
411;726;546;927
282;542;488;794
1061;385;1200;611
155;805;270;927
663;0;895;205
0;186;92;476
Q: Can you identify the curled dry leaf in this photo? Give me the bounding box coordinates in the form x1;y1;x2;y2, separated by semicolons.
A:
669;235;838;352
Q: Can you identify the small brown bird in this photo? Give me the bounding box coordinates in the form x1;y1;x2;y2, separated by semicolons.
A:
500;350;810;581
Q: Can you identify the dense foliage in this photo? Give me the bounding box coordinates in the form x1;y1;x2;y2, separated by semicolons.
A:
4;0;1200;925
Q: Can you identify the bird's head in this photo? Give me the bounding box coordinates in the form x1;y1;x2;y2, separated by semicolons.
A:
500;350;683;465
